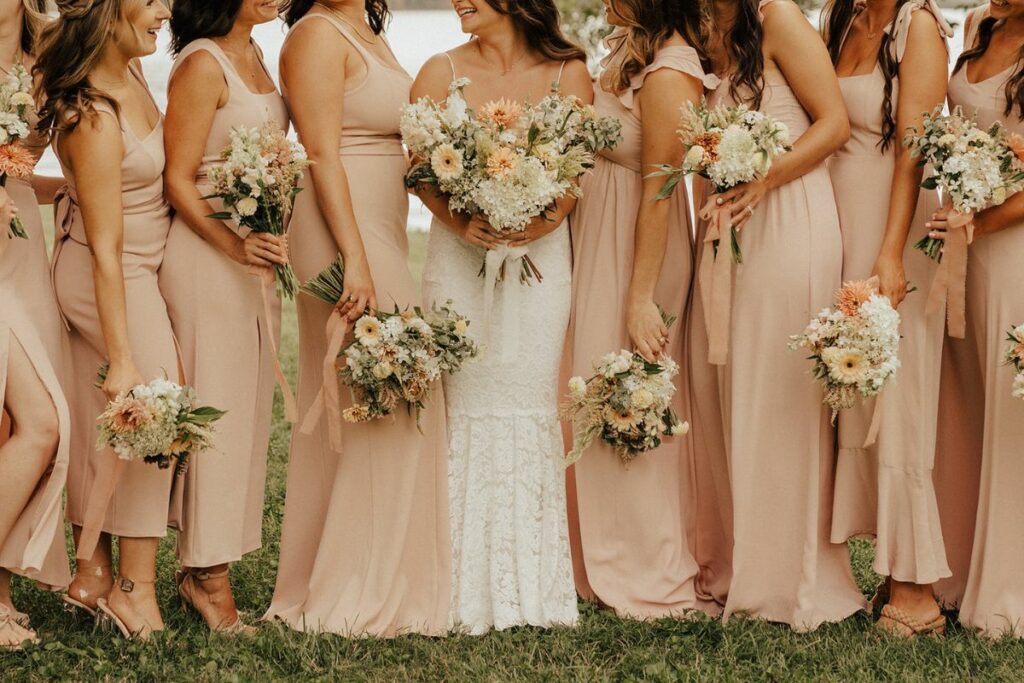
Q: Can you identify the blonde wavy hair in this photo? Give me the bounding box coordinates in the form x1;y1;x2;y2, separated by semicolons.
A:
33;0;141;140
603;0;702;95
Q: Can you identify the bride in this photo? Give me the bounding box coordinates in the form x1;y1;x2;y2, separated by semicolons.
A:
411;0;592;634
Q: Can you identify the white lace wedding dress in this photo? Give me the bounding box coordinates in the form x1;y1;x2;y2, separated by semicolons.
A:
422;218;579;635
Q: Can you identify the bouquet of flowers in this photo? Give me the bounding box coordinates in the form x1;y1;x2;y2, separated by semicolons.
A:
656;99;791;263
904;106;1024;261
302;258;479;425
0;63;36;239
401;78;621;282
95;364;225;475
788;279;901;421
204;121;311;297
1005;323;1024;401
562;311;689;465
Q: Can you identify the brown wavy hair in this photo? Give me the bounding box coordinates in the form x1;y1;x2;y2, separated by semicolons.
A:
822;0;913;150
33;0;134;140
701;0;765;108
483;0;585;63
20;0;49;55
604;0;704;95
280;0;391;33
953;15;1024;119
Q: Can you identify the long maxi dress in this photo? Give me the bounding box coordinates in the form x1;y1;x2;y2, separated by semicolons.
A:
828;0;952;586
421;55;578;634
687;0;867;630
565;35;720;619
160;39;288;568
0;105;71;590
932;6;1024;638
53;64;180;541
264;14;450;638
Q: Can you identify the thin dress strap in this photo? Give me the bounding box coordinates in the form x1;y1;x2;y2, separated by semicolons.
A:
556;60;567;86
444;51;457;79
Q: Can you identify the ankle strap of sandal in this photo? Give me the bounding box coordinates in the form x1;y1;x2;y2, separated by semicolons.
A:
117;576;155;593
186;569;230;582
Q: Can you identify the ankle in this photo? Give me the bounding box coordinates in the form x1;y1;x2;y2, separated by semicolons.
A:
888;581;939;614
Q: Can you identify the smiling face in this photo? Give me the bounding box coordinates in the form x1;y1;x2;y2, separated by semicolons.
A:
237;0;279;26
113;0;171;58
989;0;1024;22
451;0;506;35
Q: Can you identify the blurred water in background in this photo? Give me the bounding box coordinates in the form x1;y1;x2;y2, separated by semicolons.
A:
36;8;969;232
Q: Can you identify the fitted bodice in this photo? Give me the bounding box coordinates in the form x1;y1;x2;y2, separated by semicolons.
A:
948;9;1024;136
169;39;289;181
284;13;412;157
709;69;812;142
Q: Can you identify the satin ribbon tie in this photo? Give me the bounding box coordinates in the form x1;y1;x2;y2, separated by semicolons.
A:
482;244;530;363
925;209;974;339
250;266;298;422
698;196;734;366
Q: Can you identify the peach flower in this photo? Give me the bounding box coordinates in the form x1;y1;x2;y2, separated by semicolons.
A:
835;279;875;317
479;98;523;128
0;142;35;180
1007;133;1024;162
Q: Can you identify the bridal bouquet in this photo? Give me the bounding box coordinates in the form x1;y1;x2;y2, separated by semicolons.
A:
0;63;35;239
203;121;310;297
562;312;688;465
904;106;1024;261
788;279;901;421
1005;324;1024;401
401;77;621;282
95;365;226;475
656;99;791;263
302;258;479;425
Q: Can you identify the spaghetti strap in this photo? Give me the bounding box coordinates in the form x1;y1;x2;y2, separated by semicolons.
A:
444;51;457;79
555;60;567;87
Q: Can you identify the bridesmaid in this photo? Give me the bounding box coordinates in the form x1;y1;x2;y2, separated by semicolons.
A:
36;0;176;640
0;0;70;649
565;0;718;619
264;0;451;637
688;0;866;630
932;2;1024;638
823;0;951;636
161;0;288;633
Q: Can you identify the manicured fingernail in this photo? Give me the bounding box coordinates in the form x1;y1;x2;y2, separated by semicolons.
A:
925;223;931;227
716;198;723;205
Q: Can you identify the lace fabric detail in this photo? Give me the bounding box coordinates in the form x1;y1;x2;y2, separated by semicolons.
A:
422;219;578;634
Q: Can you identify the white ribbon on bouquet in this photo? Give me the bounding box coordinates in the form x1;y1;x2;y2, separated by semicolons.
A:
481;244;531;363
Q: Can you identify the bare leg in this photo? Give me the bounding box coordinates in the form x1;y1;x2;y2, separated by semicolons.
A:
103;537;163;640
178;563;250;632
67;526;114;613
877;580;943;636
0;338;57;646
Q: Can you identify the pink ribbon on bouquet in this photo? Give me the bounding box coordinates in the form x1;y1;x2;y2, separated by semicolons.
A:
299;308;350;453
251;266;298;423
76;454;126;561
925;208;974;339
698;196;734;366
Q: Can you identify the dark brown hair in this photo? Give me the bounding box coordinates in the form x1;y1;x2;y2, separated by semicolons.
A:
605;0;704;94
703;0;765;108
953;16;1024;119
34;0;128;139
280;0;391;33
21;0;49;55
170;0;243;55
822;0;912;150
482;0;586;63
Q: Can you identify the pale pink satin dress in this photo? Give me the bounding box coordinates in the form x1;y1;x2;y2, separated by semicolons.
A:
828;0;951;585
160;39;288;568
53;64;180;538
566;37;720;619
932;6;1024;638
264;13;450;637
0;102;71;589
687;0;866;630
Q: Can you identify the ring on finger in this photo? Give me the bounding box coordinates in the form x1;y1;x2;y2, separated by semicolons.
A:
745;205;754;217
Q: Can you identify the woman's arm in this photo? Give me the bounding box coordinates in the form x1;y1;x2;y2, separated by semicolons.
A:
627;66;703;361
720;0;852;228
31;175;64;205
63;112;143;399
872;10;948;306
281;20;375;320
164;51;287;268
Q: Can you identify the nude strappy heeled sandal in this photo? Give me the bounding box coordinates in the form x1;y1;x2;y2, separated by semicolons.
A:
876;604;946;637
176;568;255;636
0;604;38;651
96;576;159;641
62;564;112;618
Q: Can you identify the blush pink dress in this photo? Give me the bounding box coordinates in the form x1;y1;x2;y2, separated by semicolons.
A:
0;99;71;589
932;6;1024;638
828;0;951;586
565;35;720;619
53;64;180;539
160;39;288;568
687;0;866;630
264;13;450;637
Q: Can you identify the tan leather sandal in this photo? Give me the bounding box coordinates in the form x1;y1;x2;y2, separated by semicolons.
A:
0;604;38;651
96;576;159;641
876;604;946;637
176;568;255;636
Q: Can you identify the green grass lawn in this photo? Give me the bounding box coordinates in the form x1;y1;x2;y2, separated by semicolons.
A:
4;228;1024;681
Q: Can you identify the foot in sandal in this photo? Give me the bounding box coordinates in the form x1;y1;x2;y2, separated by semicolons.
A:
875;580;944;637
0;604;38;650
97;576;164;641
176;567;255;635
64;563;113;617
